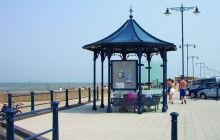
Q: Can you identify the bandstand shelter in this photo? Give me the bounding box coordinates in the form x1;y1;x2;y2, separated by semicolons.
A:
83;12;176;114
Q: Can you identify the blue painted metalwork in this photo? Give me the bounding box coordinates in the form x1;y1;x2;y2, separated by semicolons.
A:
31;91;35;111
100;52;105;108
170;112;179;140
8;93;12;108
83;19;176;52
147;53;152;90
93;50;98;110
52;101;59;140
65;89;69;107
6;108;15;140
161;51;168;112
88;87;91;102
107;47;112;113
2;102;60;140
137;48;143;114
78;88;82;104
83;11;176;113
50;90;54;107
96;86;99;100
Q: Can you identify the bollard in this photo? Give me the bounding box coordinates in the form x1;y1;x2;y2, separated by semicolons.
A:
216;88;219;101
65;89;69;107
31;91;35;111
97;86;99;100
8;93;13;108
170;112;179;140
50;90;54;107
78;88;81;104
6;108;15;140
52;101;59;140
88;87;91;102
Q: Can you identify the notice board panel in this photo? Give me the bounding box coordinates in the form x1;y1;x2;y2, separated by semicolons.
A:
111;60;138;90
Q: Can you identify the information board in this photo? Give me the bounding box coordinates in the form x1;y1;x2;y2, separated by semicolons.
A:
111;60;138;90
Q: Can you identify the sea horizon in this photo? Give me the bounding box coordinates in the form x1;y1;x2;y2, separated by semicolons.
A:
0;82;105;93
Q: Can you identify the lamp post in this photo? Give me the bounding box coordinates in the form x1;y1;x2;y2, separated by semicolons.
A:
180;44;196;82
196;62;204;78
165;4;200;78
203;66;208;77
213;70;217;76
207;68;212;76
188;56;198;82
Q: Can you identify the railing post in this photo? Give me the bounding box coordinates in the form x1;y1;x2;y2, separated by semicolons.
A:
8;93;13;108
97;86;99;100
170;112;179;140
65;89;69;107
31;91;35;111
88;87;91;102
6;108;15;140
78;88;81;104
50;90;54;107
52;101;59;140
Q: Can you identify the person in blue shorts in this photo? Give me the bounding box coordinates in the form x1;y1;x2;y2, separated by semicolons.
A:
179;76;187;104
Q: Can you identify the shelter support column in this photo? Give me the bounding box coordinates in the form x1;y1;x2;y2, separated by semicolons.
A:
93;50;99;110
107;48;112;113
100;52;105;108
160;50;168;112
146;53;152;90
137;48;143;114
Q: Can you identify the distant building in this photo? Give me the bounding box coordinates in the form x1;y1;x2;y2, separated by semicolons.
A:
174;76;196;83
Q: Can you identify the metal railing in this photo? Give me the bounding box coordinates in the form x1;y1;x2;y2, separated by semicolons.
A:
7;87;96;112
0;101;59;140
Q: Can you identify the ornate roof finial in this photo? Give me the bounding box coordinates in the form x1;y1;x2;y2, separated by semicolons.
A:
129;5;133;19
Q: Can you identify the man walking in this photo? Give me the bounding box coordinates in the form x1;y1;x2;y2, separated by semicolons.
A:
179;76;187;104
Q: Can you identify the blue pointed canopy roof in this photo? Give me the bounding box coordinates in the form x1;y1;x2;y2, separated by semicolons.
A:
83;16;176;53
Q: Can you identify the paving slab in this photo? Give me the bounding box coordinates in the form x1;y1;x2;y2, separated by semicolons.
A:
15;93;220;140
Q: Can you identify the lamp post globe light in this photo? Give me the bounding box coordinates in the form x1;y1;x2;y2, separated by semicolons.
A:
188;56;198;82
179;44;196;82
196;62;204;78
165;4;200;78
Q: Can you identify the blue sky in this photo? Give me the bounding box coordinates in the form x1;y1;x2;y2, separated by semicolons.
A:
0;1;219;82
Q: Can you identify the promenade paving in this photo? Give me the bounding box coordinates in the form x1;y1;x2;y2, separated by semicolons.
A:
15;93;220;140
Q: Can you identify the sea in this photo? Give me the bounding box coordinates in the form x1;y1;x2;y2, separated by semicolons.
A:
0;82;96;93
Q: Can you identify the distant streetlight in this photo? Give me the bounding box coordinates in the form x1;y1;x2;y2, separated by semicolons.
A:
180;44;196;82
165;4;200;78
207;68;212;76
188;56;198;82
196;62;204;77
213;70;217;76
203;66;208;77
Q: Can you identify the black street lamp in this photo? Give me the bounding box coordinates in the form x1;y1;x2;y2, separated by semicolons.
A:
196;62;204;77
179;44;196;82
165;4;200;78
188;56;198;82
